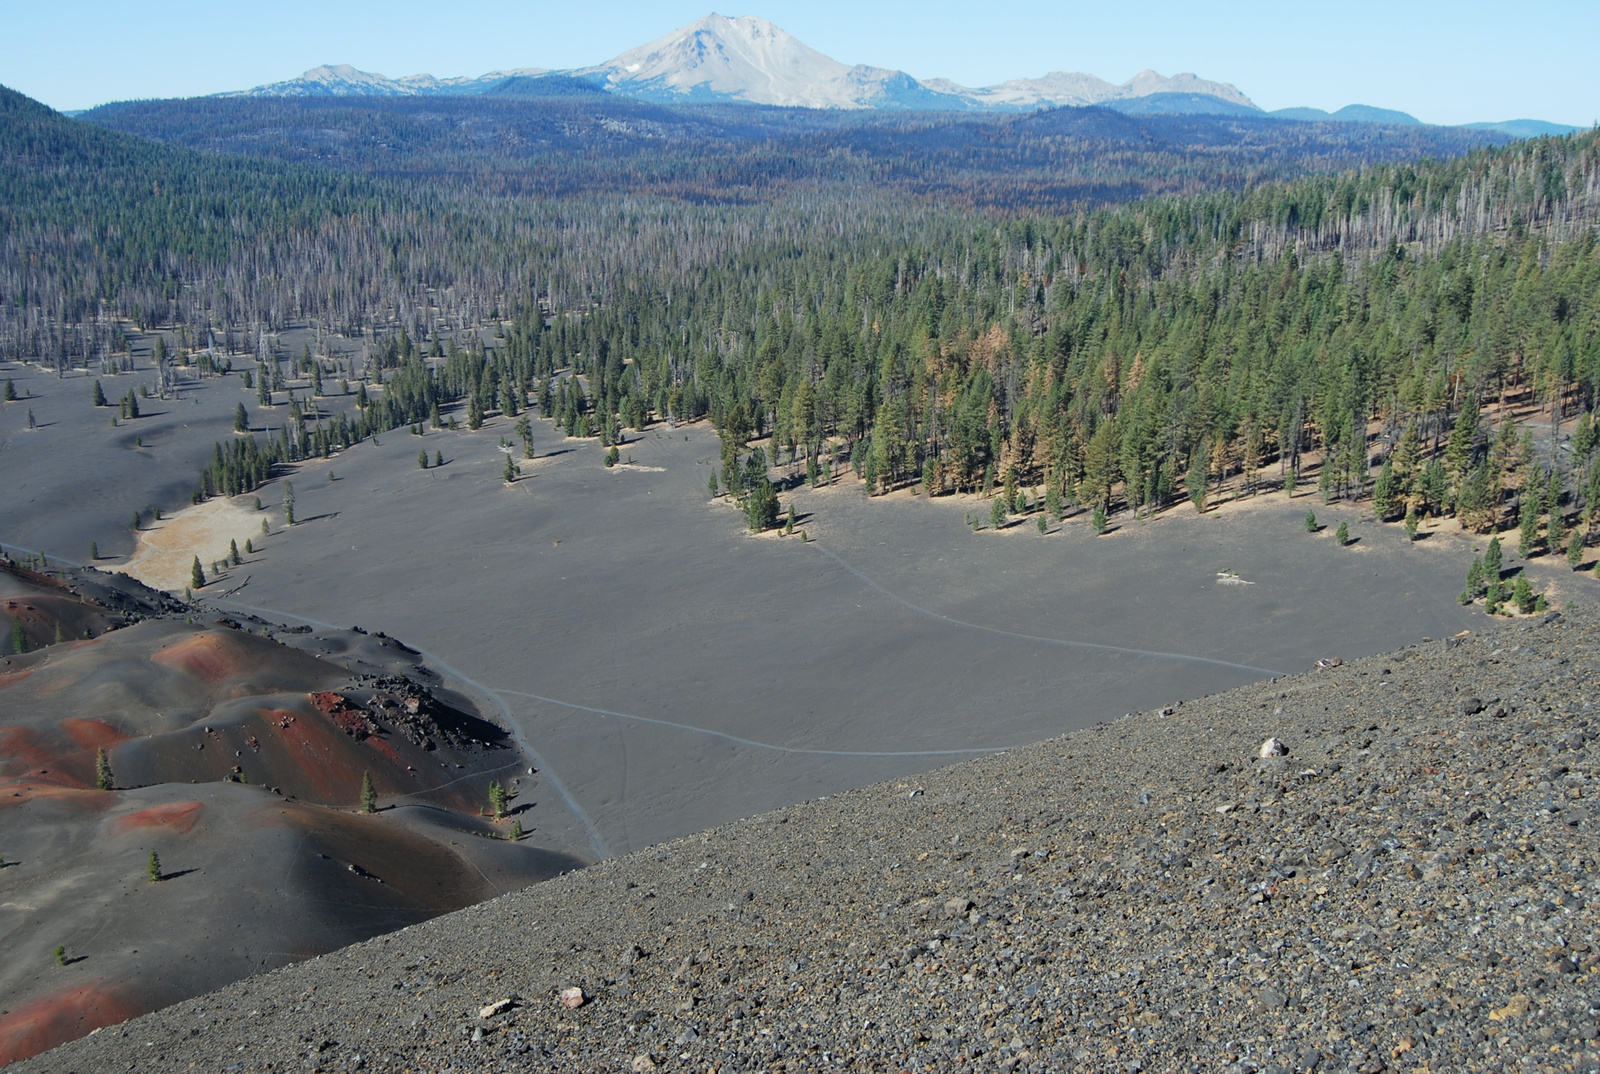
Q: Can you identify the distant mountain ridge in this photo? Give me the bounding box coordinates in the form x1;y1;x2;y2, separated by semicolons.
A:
219;14;1263;114
215;12;1583;135
219;62;552;98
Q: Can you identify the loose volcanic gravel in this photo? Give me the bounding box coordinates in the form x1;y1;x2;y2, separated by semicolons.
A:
21;610;1600;1074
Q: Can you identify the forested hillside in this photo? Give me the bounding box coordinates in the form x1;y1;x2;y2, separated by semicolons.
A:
80;93;1504;207
4;84;1600;548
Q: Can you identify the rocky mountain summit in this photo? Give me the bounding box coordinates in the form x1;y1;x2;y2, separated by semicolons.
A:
22;608;1598;1072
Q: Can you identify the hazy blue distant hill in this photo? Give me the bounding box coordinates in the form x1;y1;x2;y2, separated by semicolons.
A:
1101;93;1263;118
1271;104;1421;125
487;74;609;99
1461;118;1584;138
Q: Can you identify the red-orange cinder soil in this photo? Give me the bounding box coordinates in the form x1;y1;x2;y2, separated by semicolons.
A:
109;800;205;835
0;982;139;1067
150;633;238;685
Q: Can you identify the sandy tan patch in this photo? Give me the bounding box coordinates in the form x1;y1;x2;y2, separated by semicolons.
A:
120;497;265;594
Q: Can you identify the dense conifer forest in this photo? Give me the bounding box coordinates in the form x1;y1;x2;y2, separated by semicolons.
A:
4;83;1599;542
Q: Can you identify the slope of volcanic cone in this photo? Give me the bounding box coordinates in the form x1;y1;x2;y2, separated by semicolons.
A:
0;779;582;1066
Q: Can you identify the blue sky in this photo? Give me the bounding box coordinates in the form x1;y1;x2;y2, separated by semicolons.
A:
3;1;1595;126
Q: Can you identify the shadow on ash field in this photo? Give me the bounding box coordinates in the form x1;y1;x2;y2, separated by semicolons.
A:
0;564;581;1065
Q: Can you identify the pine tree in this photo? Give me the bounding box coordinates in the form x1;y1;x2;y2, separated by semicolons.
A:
1512;575;1535;614
282;482;295;526
190;556;205;590
1483;535;1503;581
1484;577;1503;615
95;747;113;791
360;771;377;814
1403;507;1420;542
419;450;429;469
785;504;796;535
746;475;779;532
1044;484;1063;521
229;539;240;565
990;497;1007;528
1568;529;1586;570
509;819;523;841
488;780;507;818
1092;503;1109;535
1185;442;1208;512
1444;396;1481;485
92;379;107;406
434;450;444;468
503;454;517;482
1304;509;1317;533
147;850;161;882
1518;485;1541;556
1372;458;1396;519
234;403;248;433
1335;521;1350;546
89;541;98;561
3;378;16;401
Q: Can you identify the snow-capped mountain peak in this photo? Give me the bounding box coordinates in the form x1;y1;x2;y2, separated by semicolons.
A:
576;13;929;109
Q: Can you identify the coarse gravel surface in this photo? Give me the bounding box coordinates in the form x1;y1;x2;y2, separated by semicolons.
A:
20;608;1600;1073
